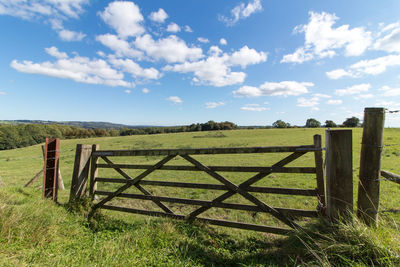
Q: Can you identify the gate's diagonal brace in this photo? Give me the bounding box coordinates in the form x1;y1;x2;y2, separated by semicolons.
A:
93;155;176;212
101;156;174;214
184;152;305;228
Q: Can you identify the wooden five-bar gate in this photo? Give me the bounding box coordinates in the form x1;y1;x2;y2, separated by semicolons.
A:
76;135;326;235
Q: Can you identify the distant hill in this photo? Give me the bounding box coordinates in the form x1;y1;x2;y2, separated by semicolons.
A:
0;120;155;129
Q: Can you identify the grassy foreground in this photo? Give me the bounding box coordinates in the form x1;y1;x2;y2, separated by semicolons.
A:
0;128;400;266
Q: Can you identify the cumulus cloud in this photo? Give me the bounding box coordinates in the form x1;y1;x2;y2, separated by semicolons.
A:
327;54;400;79
45;46;68;59
124;89;131;94
166;96;182;104
354;94;374;100
282;11;372;63
58;29;85;41
96;34;143;58
374;22;400;53
142;88;150;93
164;45;266;87
220;38;227;45
166;22;181;33
335;83;370;96
240;104;268;111
234;81;313;97
197;37;209;43
108;57;161;80
205;101;226;109
134;34;203;63
149;8;168;23
184;25;193;33
379;85;400;97
0;91;6;95
327;99;342;105
297;97;320;110
219;0;262;26
313;93;331;98
11;47;133;87
99;1;145;38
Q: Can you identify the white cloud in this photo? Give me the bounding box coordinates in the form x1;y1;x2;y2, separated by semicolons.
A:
166;96;182;104
11;47;133;88
326;69;356;80
205;101;226;109
164;45;266;87
374;22;400;53
335;83;370;96
313;93;331;98
149;8;168;23
0;0;88;20
240;104;268;111
0;91;6;95
58;29;85;41
375;100;400;110
234;81;313;97
108;57;161;80
142;88;150;94
96;34;143;58
354;94;374;100
166;22;181;33
328;54;400;79
380;85;400;97
99;1;144;38
184;25;193;33
45;46;68;59
124;89;131;94
282;11;372;63
220;38;227;45
134;34;203;63
297;97;319;110
219;0;262;26
327;99;342;105
198;37;209;43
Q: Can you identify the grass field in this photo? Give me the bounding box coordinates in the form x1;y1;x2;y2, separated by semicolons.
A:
1;128;400;266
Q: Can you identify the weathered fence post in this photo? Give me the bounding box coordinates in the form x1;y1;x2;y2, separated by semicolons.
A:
357;107;385;226
89;144;99;200
325;130;353;221
69;144;93;202
43;138;60;201
313;134;326;210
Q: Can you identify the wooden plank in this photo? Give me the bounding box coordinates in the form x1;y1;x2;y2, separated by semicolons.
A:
92;155;176;211
70;144;93;202
95;191;318;217
381;170;400;185
95;178;318;196
100;205;292;235
89;144;99;200
357;108;385;226
313;135;326;209
96;163;316;173
326;130;353;221
181;154;299;229
186;152;306;222
92;145;319;157
43;138;60;201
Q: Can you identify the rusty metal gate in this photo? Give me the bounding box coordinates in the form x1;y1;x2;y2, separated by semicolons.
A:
89;135;325;235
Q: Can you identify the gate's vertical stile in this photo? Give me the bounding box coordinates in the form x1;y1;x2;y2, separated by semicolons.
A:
313;134;326;211
89;144;99;200
43;138;60;201
70;144;93;202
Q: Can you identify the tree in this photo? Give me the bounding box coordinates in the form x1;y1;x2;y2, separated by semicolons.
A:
324;120;337;128
305;118;321;128
272;120;288;128
342;116;360;127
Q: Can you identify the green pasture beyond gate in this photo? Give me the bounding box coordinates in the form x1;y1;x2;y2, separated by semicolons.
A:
1;128;399;225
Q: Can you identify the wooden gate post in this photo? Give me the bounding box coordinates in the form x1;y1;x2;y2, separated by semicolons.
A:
89;144;99;200
325;130;353;221
69;144;93;202
43;138;60;201
357;107;385;226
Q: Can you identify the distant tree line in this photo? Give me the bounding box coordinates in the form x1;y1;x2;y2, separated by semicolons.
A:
0;121;237;150
271;116;361;129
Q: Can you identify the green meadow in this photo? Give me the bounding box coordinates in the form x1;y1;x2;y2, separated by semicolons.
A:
1;128;400;266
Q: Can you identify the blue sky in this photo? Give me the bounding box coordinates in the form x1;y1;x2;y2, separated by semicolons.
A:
1;0;400;126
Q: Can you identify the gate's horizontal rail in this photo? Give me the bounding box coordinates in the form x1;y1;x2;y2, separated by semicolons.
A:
96;164;316;173
92;145;320;157
100;204;292;235
95;178;318;196
95;190;318;217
